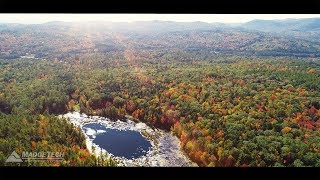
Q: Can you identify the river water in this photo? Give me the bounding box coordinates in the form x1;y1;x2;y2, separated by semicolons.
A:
59;112;197;167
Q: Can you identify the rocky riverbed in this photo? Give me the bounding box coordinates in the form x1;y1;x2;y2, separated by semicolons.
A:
59;112;197;167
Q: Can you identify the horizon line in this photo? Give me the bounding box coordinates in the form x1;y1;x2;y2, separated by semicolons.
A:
0;17;319;25
1;14;320;24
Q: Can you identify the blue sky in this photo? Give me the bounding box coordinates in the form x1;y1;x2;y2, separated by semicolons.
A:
1;14;320;24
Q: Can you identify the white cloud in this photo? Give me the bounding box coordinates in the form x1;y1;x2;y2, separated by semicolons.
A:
0;14;320;24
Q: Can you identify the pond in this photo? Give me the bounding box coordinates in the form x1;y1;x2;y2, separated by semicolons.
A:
82;123;152;159
59;112;197;167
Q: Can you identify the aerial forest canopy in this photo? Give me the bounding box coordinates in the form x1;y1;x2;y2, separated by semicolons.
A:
0;20;320;167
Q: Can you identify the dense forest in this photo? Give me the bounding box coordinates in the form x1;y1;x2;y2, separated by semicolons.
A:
0;53;319;167
0;19;320;167
0;57;118;166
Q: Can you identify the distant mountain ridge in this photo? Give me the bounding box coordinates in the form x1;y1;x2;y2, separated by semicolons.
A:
3;17;320;33
39;17;320;32
241;18;320;32
1;18;320;60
